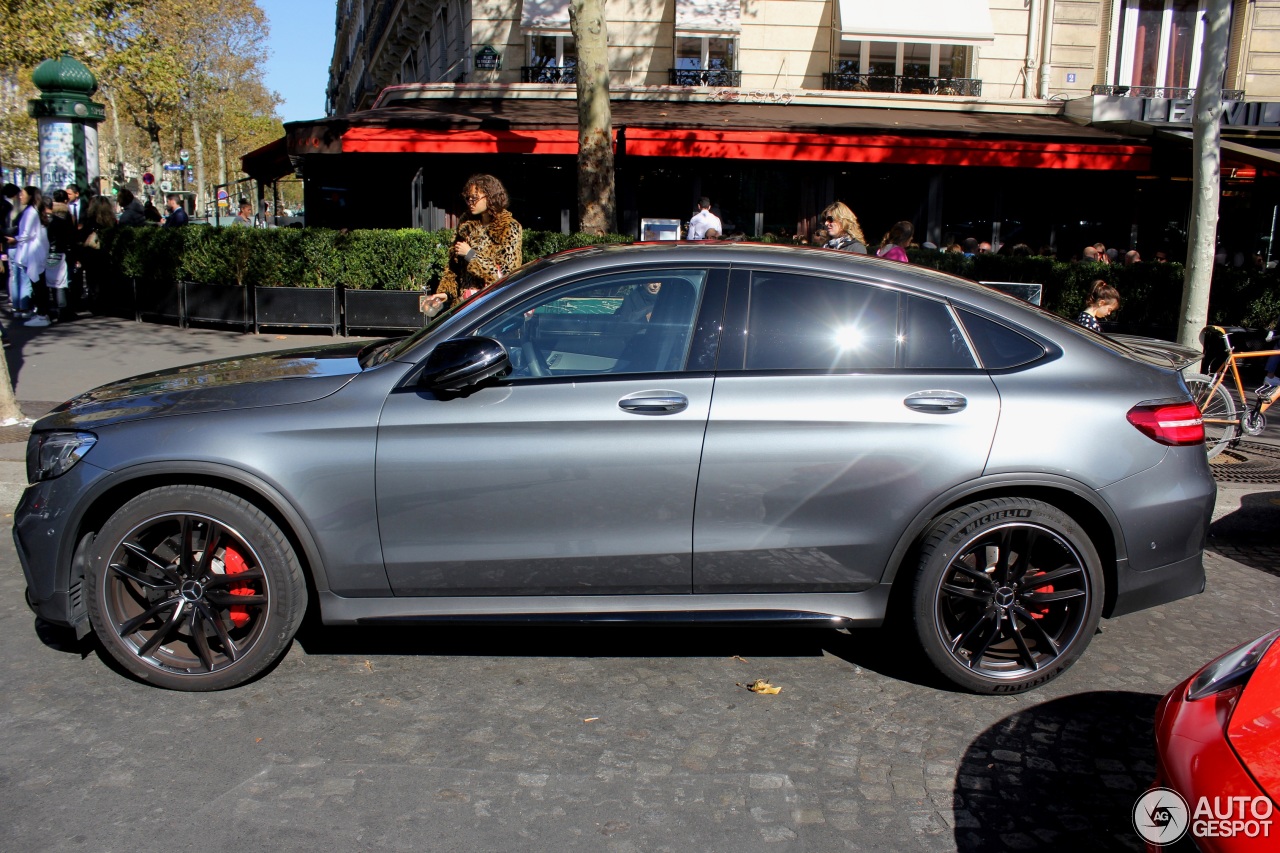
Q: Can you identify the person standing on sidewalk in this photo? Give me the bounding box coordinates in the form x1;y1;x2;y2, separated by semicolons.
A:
162;194;188;227
4;186;48;319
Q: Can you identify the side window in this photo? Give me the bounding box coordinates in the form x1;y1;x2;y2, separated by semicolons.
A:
956;308;1046;369
476;270;708;378
902;297;978;369
744;272;899;370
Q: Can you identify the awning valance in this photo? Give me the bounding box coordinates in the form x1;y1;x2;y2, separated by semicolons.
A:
521;0;571;34
837;0;995;45
676;0;741;35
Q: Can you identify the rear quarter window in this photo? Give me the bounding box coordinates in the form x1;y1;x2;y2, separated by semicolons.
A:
956;308;1046;369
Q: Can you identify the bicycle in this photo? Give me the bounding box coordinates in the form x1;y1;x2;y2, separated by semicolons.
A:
1185;325;1280;459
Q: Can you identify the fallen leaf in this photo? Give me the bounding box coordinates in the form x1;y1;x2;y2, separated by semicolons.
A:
364;660;373;671
583;717;599;723
275;335;289;340
255;737;263;743
731;655;748;663
738;679;782;695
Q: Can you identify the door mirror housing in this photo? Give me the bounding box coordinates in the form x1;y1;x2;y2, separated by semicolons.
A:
419;337;510;393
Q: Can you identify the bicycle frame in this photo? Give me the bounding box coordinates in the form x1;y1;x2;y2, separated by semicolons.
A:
1198;325;1280;421
1189;326;1280;458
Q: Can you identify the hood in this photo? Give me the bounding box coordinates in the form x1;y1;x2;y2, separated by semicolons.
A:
36;340;369;431
1107;334;1203;370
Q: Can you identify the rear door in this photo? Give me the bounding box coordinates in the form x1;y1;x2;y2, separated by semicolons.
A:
693;268;1001;593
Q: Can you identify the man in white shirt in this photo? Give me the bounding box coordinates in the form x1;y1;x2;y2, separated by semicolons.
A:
686;197;722;240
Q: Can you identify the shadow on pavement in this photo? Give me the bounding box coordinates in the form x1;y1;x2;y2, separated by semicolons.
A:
294;622;837;661
953;690;1160;852
1207;489;1280;576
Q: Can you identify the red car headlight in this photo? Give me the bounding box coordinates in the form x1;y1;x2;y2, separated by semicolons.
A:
1187;629;1280;701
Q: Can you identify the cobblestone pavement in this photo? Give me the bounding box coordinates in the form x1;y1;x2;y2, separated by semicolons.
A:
2;528;1277;852
2;320;1278;851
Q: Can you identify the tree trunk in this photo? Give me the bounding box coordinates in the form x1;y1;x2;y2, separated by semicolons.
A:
0;351;24;424
1178;3;1231;350
216;129;226;188
104;89;126;190
192;118;207;214
569;0;616;235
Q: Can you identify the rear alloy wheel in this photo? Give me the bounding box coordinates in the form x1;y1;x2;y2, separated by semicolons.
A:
86;486;306;691
911;498;1103;694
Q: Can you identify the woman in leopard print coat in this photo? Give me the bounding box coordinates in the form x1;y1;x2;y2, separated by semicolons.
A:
427;174;522;312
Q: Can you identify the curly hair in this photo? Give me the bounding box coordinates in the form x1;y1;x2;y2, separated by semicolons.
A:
820;201;866;245
463;173;509;214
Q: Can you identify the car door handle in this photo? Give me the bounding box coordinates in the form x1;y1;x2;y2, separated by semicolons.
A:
618;392;689;415
903;391;968;413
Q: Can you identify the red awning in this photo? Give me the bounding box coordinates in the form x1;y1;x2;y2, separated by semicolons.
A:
622;128;1151;170
336;125;1148;170
342;126;585;155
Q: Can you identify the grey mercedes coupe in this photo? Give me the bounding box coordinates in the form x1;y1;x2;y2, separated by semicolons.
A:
15;243;1215;692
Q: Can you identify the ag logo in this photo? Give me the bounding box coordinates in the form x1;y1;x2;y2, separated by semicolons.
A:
1133;787;1190;845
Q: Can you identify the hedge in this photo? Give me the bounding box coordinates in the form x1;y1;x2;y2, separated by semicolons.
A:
106;225;628;292
908;249;1280;331
103;225;1280;329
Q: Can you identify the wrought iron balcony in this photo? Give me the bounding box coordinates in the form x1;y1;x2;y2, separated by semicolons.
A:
823;72;981;96
669;68;743;87
521;65;576;84
1091;84;1246;100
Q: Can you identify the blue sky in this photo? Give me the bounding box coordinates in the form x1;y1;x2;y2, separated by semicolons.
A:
258;0;337;124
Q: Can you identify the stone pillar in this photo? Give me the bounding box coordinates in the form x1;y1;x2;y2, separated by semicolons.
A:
27;53;106;195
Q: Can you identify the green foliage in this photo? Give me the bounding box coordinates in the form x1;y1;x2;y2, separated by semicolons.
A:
109;225;634;292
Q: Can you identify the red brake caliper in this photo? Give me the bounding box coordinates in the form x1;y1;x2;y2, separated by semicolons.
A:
1025;572;1053;620
223;546;253;628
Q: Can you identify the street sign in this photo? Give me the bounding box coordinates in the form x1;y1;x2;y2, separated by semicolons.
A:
163;163;184;171
179;149;190;163
475;46;501;70
217;189;228;200
160;180;172;192
141;172;154;186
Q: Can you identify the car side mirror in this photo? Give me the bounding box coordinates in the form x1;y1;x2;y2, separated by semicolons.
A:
419;337;510;393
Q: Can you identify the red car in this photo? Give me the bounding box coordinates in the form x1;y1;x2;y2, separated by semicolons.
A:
1148;629;1280;851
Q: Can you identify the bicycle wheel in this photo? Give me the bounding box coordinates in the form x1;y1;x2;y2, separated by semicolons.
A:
1185;373;1238;460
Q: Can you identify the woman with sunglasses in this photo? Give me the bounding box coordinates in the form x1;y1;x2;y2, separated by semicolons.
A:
819;202;868;254
424;174;523;313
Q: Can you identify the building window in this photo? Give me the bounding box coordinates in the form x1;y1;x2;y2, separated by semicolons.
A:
529;34;576;68
840;41;970;79
1116;0;1205;90
675;35;736;71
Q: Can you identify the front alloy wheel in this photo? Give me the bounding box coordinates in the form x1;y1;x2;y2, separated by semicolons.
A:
911;497;1103;694
87;486;306;690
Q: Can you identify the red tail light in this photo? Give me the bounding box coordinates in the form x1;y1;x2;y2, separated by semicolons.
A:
1126;401;1205;446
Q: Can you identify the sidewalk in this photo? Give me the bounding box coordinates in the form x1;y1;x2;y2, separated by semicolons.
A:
0;314;357;509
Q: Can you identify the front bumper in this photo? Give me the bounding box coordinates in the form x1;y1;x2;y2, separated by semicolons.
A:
14;459;111;627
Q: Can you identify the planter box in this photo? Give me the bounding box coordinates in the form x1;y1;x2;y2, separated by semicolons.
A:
183;281;249;331
254;286;338;335
134;277;182;325
343;289;426;335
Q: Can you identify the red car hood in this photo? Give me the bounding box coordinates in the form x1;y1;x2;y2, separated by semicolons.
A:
1229;636;1280;802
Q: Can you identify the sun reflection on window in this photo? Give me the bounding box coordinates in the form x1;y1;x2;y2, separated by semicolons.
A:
834;326;863;350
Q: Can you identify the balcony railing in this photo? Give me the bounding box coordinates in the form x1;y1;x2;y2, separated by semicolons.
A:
1092;84;1246;100
669;68;742;87
823;72;981;96
520;65;577;84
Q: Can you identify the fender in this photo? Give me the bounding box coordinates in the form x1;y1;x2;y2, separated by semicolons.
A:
51;459;350;596
878;471;1126;589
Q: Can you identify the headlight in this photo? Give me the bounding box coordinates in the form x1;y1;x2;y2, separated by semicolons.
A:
1187;629;1280;701
27;431;97;483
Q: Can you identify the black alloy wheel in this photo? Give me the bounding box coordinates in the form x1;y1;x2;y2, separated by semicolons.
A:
912;497;1103;694
87;486;306;691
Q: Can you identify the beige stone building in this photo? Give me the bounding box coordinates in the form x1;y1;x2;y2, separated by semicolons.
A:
244;1;1280;255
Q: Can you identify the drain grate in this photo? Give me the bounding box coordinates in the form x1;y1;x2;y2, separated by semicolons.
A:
1210;441;1280;484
